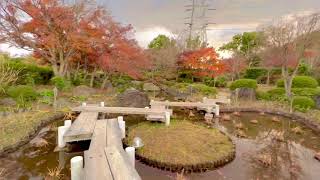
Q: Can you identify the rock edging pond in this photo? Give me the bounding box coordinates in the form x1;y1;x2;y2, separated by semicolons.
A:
0;111;65;157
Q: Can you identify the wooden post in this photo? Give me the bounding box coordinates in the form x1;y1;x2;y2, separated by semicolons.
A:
64;120;72;128
165;111;170;126
125;147;135;167
71;156;84;180
215;105;220;117
53;87;58;111
118;116;126;139
58;126;69;148
100;102;105;107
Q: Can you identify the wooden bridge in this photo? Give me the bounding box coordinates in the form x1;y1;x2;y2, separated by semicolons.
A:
62;112;141;180
60;98;230;180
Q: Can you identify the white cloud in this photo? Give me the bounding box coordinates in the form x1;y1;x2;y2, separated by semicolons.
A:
0;43;31;57
134;26;175;48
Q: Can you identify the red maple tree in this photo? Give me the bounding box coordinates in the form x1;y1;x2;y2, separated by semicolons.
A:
0;0;148;79
178;48;225;78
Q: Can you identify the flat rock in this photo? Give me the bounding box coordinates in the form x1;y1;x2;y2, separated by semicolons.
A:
0;97;16;106
250;119;259;124
315;152;320;161
72;85;96;97
117;89;150;108
272;116;280;122
222;114;231;121
30;137;49;147
232;88;256;101
233;112;241;116
143;83;160;91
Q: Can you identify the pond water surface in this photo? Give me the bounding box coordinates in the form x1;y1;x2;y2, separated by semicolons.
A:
0;112;320;180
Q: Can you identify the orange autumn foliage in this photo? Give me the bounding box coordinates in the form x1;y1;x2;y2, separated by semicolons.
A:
178;48;225;77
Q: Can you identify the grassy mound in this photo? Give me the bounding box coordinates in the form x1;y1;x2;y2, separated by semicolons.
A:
126;120;235;172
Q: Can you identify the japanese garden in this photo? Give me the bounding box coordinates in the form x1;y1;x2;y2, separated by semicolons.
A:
0;0;320;180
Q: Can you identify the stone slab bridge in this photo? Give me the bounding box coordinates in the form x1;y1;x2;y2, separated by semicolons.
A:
58;98;230;180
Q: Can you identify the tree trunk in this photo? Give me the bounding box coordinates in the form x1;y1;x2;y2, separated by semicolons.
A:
90;68;97;88
101;73;109;89
266;69;271;85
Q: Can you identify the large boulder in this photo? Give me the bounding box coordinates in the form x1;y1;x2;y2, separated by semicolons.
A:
72;85;96;97
231;88;256;101
314;95;320;109
0;98;17;106
117;89;150;108
143;83;160;91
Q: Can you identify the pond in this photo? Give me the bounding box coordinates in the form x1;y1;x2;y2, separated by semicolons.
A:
0;111;319;180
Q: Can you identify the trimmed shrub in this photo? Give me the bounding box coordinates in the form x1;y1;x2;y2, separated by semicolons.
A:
266;88;287;101
292;96;315;112
7;60;53;85
256;91;271;101
172;83;217;95
7;85;38;102
51;76;71;90
277;76;318;88
229;79;257;91
243;68;268;80
191;84;217;95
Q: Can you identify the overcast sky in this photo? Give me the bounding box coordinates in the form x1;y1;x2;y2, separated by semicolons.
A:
1;0;320;56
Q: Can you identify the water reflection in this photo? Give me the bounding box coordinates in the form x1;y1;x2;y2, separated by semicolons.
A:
136;112;320;180
0;112;319;180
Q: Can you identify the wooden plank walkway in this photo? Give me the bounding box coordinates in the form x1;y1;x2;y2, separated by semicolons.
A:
64;112;99;143
150;100;217;107
84;120;113;180
83;118;140;180
72;106;168;115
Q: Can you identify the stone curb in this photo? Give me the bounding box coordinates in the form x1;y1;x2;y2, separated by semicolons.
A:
0;112;65;157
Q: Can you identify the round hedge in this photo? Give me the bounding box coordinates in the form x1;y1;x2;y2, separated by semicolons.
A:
292;96;315;111
229;79;257;91
126;121;235;172
277;76;319;88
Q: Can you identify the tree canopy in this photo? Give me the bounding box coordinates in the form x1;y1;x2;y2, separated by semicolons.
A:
0;0;148;78
178;48;225;78
148;35;174;49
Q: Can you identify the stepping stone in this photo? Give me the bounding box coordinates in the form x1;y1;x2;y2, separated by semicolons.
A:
315;152;320;161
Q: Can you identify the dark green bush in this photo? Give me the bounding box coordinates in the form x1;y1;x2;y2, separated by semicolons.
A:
277;76;318;88
51;76;71;90
7;85;38;102
243;68;268;80
266;88;287;101
265;87;320;102
177;70;194;83
256;91;271;100
7;60;53;85
298;63;311;76
229;79;257;91
38;89;54;105
292;96;315;112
